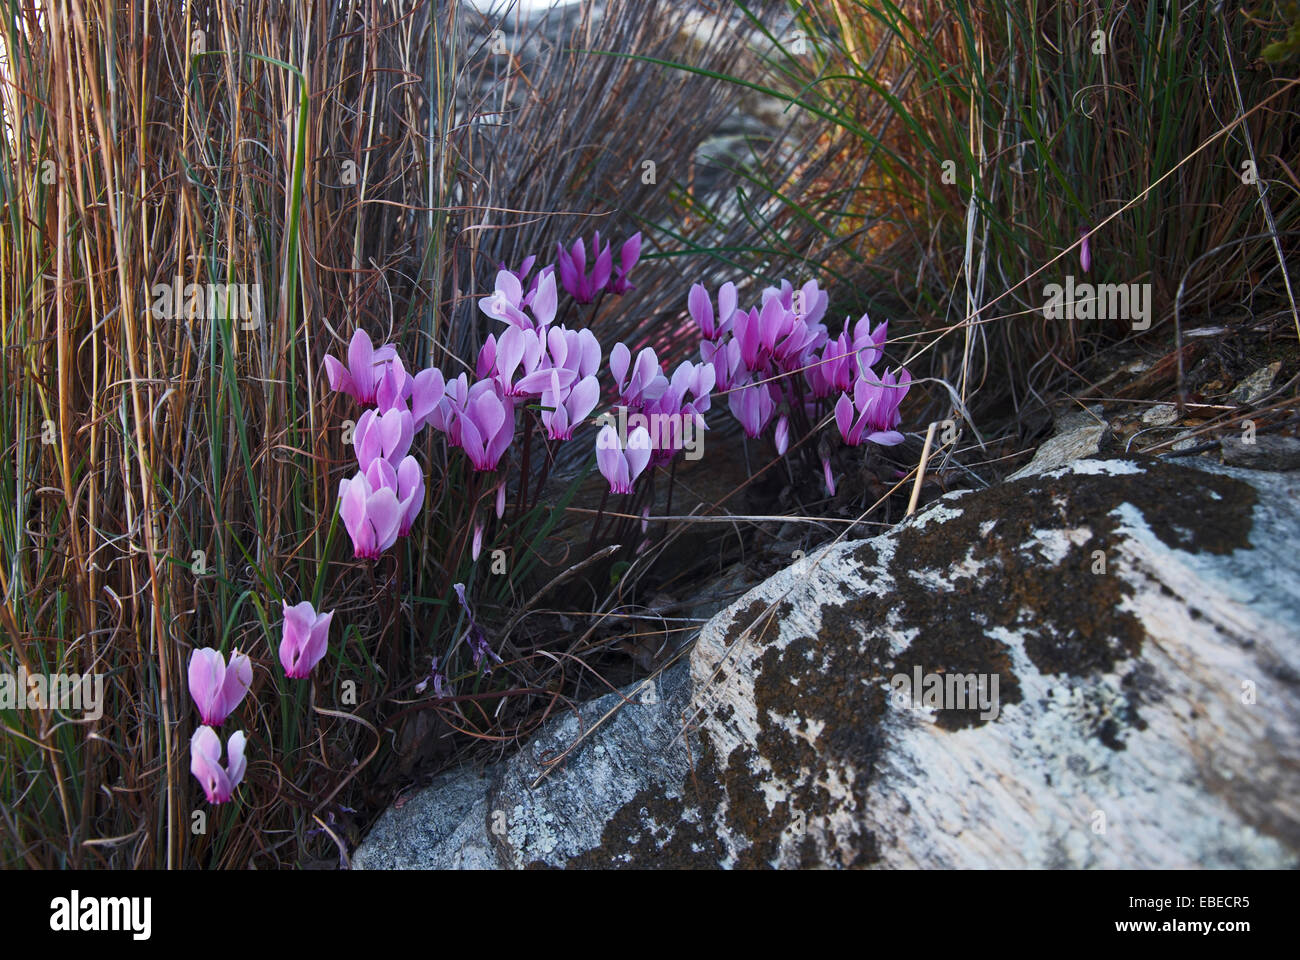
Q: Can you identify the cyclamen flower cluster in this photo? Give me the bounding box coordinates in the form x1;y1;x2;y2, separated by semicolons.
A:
196;232;651;807
593;343;715;492
326;330;444;558
187;600;336;805
690;278;911;493
187;647;251;804
472;233;716;499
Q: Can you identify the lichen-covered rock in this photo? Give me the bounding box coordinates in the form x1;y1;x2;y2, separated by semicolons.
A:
354;457;1300;869
354;654;698;869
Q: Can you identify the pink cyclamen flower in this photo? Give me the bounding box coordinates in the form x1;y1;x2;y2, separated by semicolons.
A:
665;359;715;415
190;726;247;805
834;366;911;447
188;647;253;727
774;415;790;455
544;325;602;381
541;370;600;441
852;315;888;375
807;330;854;399
611;233;643;295
478;269;532;329
280;600;334;679
1079;226;1092;273
497;254;537;292
609;342;668;409
734;296;787;371
790;278;829;327
772;311;825;372
374;356;413;413
528;269;559;328
596;424;652;494
426;373;469;441
365;455;424;536
339;469;403;559
353;406;414;471
481;326;548;397
702;337;743;392
688;280;737;341
410;367;447;432
395;456;425;534
556;233;613;304
728;377;777;439
324;329;400;405
456;380;516;471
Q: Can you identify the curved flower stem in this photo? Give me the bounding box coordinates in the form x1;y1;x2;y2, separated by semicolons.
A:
587;485;610;554
531;436;555;508
514;420;532;521
663;457;678;540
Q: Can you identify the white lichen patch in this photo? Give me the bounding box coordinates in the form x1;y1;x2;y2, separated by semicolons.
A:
1047;458;1145;477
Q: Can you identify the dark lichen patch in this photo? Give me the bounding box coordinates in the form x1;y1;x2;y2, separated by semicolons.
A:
893;629;1023;731
738;598;895;866
850;540;882;569
565;784;720;869
720;744;787;868
721;599;791;652
887;458;1255;681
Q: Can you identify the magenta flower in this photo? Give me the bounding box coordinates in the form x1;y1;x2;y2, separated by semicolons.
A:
353;406;414;471
480;326;545;397
410;367;447;432
596;424;652;494
544;325;602;381
556;232;613;304
772;313;825;373
541;370;600;441
188;647;253;727
611;233;643;295
791;279;829;327
667;359;715;414
426;373;469;441
640;374;708;467
324;329;400;406
733;297;787;371
280;600;334;679
609;343;668;409
728;377;776;438
834;367;911;447
455;380;516;471
688;281;737;340
1079;226;1092;273
763;278;828;328
807;329;854;398
365;455;424;535
478;269;532;329
338;469;403;559
374;356;413;413
852;316;888;375
190;726;247;805
702;337;743;392
774;415;790;455
528;269;559;328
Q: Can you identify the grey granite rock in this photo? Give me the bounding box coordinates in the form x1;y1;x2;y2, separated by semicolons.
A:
355;456;1300;869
